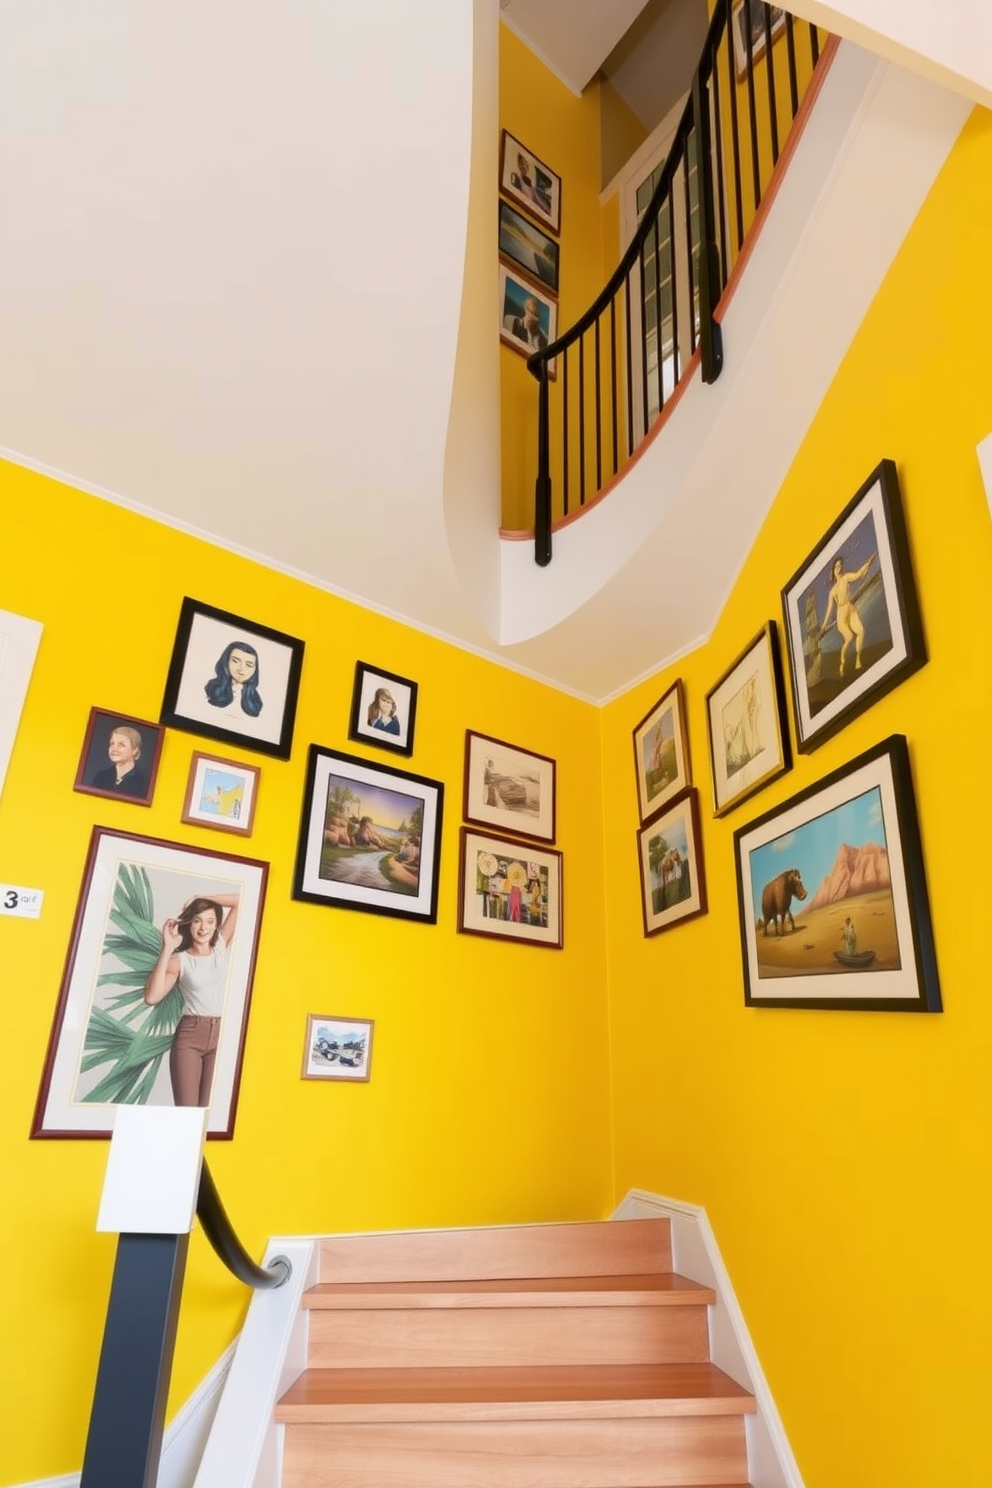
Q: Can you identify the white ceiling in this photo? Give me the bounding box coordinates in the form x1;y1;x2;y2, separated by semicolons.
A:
499;0;653;92
0;4;971;705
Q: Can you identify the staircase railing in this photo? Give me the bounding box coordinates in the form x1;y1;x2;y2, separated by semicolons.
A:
525;0;827;565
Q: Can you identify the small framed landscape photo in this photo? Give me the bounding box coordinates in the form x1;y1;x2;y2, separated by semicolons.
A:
182;752;260;836
705;623;791;817
348;660;418;757
733;734;940;1011
636;787;707;937
160;597;305;760
781;459;926;753
464;730;556;844
294;745;443;924
500;265;558;376
301;1014;374;1082
457;827;562;949
499;129;561;235
499;200;560;295
732;0;787;79
73;707;164;806
632;679;691;825
31;826;268;1139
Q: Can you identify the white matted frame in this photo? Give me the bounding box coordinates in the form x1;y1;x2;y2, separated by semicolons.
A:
632;679;691;826
636;788;707;937
182;751;261;836
706;623;791;817
0;608;42;804
301;1014;374;1082
348;660;418;757
32;827;268;1138
464;730;556;844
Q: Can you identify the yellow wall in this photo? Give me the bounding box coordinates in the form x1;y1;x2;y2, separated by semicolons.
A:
601;107;992;1488
0;470;613;1483
499;25;618;530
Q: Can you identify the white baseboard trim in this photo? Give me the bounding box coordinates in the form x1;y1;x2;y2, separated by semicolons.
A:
614;1189;805;1488
18;1337;236;1488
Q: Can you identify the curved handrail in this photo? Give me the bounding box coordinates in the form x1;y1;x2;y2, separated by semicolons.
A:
521;0;825;562
197;1159;291;1289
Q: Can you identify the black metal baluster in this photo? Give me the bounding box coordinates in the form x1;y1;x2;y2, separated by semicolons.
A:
534;363;552;565
609;297;618;476
810;20;820;65
562;347;569;517
639;243;650;440
594;316;602;492
624;272;634;461
726;0;744;255
785;10;799;119
668;175;679;386
578;330;586;508
682;141;697;356
745;8;761;212
652;206;663;414
763;3;780;165
693;66;724;385
710;34;728;294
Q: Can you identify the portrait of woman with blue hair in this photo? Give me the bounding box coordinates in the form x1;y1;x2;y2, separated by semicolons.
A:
204;640;263;717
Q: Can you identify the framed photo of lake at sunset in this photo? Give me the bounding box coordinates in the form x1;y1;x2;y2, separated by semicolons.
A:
733;734;940;1012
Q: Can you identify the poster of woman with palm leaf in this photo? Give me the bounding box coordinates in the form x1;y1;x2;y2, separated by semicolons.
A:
32;827;268;1139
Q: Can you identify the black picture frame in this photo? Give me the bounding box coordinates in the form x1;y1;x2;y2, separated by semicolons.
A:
781;459;926;753
293;745;443;924
73;707;165;807
348;660;418;757
733;734;940;1012
160;597;304;760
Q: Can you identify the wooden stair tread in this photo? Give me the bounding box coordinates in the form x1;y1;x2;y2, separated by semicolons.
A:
304;1271;716;1310
276;1361;756;1423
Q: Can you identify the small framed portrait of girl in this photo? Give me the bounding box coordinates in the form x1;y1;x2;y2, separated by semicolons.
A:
348;660;418;756
160;598;305;760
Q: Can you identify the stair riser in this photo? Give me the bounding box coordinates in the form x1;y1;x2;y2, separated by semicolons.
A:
307;1304;710;1368
281;1415;749;1487
318;1217;673;1283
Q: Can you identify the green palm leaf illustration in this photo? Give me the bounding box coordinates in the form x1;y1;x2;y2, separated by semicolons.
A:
80;865;182;1107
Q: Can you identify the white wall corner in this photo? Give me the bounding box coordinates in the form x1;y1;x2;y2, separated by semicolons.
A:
977;430;992;525
613;1188;806;1488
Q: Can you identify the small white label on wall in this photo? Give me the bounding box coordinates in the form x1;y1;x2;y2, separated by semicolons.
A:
0;883;43;918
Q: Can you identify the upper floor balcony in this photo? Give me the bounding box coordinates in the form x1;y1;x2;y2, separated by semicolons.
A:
0;0;984;699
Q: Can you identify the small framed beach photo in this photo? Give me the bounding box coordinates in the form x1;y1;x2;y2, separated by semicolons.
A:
781;459;926;753
301;1014;374;1082
733;734;940;1011
31;827;268;1139
181;751;261;836
457;827;563;949
348;660;418;757
463;730;556;844
73;707;165;807
293;745;443;924
160;597;305;760
632;679;691;825
499;130;561;234
636;788;707;937
705;623;791;817
499;200;560;295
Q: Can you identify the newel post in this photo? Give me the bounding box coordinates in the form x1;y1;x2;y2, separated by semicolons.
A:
81;1105;209;1488
533;359;553;567
692;64;724;386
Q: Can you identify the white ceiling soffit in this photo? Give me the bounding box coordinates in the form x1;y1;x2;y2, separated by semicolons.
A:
499;0;653;92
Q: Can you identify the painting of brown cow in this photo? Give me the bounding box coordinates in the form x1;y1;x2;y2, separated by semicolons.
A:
761;867;807;936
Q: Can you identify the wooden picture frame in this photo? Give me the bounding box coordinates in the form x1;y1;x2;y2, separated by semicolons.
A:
73;707;165;807
705;623;791;816
499;129;561;235
499;265;558;375
301;1014;374;1082
632;679;691;825
636;787;707;937
457;827;563;949
31;827;268;1138
160;597;304;760
181;751;261;836
293;745;443;924
463;730;556;844
499;199;560;295
781;459;926;752
348;660;418;757
733;734;940;1011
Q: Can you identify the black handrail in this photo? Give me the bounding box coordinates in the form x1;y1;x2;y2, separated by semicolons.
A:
524;0;827;563
197;1157;291;1289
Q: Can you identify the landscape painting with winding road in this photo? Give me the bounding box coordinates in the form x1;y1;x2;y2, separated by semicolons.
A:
319;773;424;896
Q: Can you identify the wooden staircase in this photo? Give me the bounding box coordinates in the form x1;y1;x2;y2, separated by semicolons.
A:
275;1216;756;1487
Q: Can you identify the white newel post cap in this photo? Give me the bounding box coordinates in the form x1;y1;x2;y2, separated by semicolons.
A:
96;1105;210;1234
